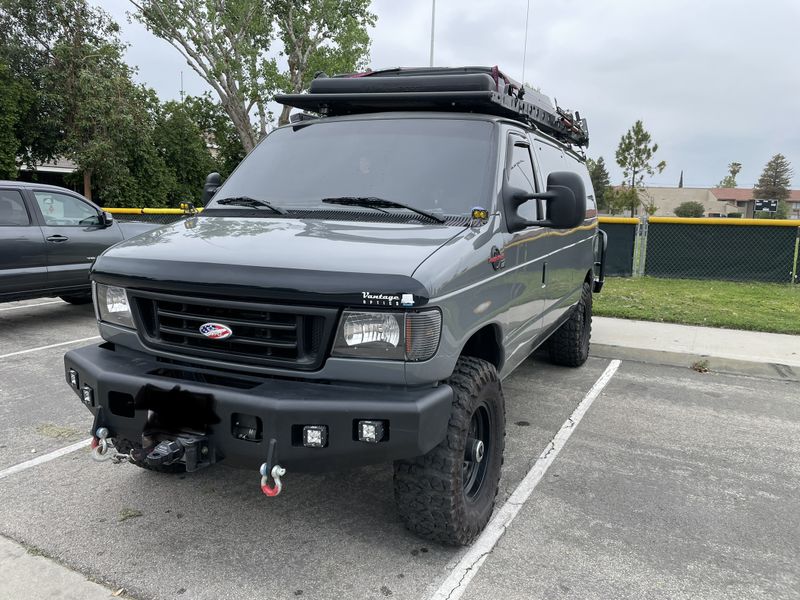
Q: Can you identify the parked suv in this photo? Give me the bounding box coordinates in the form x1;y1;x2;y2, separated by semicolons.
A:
0;181;154;304
64;67;606;545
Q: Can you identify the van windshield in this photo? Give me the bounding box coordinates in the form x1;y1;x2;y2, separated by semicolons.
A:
210;118;497;218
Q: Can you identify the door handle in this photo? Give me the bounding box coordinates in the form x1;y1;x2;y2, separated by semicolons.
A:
46;235;69;242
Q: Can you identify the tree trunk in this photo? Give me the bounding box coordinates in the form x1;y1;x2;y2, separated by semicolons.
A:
83;170;92;201
278;104;292;127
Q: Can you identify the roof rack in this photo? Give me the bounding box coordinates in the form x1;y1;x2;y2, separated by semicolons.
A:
274;66;589;148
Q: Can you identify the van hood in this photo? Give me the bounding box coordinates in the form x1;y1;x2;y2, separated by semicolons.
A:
93;216;466;305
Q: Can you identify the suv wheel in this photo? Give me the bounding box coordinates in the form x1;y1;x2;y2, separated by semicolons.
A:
59;293;93;305
547;280;592;367
113;438;185;474
393;356;505;546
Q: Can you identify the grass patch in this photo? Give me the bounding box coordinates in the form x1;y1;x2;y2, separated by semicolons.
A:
35;423;82;441
118;507;143;523
594;277;800;335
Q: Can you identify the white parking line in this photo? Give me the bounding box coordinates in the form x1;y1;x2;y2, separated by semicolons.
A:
0;336;101;360
0;300;64;312
0;438;92;481
430;359;622;600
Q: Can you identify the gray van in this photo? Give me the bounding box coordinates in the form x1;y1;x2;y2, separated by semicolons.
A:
64;67;606;545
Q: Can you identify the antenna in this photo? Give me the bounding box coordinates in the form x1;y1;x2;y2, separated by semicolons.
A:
429;0;436;67
522;0;531;82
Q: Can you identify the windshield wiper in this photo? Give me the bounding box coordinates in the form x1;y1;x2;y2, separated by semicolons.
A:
216;196;288;215
321;196;446;224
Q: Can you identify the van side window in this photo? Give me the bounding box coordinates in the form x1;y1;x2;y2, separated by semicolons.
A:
0;190;31;226
507;140;538;222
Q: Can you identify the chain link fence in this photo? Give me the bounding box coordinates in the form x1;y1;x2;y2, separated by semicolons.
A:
600;217;800;284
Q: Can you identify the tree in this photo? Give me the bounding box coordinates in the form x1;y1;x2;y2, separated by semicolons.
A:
0;0;175;205
0;61;27;178
604;186;636;216
183;93;246;178
753;154;793;220
274;0;375;125
130;0;376;148
153;101;216;205
586;156;610;211
674;201;705;218
129;0;275;151
718;161;742;188
615;120;666;217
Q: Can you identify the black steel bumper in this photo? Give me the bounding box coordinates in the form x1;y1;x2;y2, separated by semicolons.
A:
64;344;453;472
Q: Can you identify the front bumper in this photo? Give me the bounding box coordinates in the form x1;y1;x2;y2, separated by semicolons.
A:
64;344;453;471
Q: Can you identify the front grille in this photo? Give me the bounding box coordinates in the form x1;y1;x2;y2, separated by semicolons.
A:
131;291;337;370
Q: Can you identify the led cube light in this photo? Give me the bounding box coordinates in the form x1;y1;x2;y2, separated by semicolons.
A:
69;369;79;389
302;425;328;448
358;420;385;443
81;385;94;407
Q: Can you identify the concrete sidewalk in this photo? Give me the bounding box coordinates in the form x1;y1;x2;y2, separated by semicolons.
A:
592;316;800;372
0;535;117;599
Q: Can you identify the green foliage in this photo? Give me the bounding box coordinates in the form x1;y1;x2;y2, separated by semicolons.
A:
130;0;276;151
130;0;377;144
615;120;666;216
753;153;793;201
717;161;742;188
674;201;705;218
604;186;637;215
274;0;376;125
0;61;25;177
153;101;216;205
183;94;246;178
586;156;610;211
727;212;742;218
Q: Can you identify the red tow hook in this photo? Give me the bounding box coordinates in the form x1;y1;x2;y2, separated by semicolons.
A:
260;463;286;497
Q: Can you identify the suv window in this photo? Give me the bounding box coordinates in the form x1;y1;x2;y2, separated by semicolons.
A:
507;138;538;222
0;190;31;226
212;119;497;218
34;191;100;226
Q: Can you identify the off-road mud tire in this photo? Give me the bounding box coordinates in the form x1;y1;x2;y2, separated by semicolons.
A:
547;280;592;367
393;357;505;546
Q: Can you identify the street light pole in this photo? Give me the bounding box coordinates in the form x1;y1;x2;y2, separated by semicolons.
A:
429;0;436;67
522;0;530;82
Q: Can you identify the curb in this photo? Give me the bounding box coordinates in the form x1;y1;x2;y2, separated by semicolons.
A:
590;344;800;382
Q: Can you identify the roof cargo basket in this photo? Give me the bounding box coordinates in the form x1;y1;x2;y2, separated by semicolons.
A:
274;66;589;148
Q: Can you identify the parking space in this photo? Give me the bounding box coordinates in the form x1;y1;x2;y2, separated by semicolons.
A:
0;302;798;600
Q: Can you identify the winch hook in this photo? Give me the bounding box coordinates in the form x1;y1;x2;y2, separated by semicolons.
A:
90;427;113;462
260;463;286;497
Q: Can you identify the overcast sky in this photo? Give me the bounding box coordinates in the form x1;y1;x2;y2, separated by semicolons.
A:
99;0;799;189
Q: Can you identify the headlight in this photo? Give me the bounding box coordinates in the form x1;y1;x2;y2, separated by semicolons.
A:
332;309;441;361
94;283;134;329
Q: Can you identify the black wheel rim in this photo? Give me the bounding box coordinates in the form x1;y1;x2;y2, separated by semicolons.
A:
462;402;492;501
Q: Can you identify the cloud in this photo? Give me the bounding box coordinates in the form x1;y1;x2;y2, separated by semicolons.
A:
97;0;799;187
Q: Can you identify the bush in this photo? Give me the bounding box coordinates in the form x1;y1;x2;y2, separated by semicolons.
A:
727;212;742;218
674;201;705;218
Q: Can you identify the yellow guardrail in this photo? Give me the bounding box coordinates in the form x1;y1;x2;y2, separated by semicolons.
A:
648;216;800;227
598;216;639;225
102;207;203;215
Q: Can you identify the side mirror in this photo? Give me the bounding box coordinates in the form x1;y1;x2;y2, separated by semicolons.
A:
102;211;114;227
503;171;586;233
201;172;222;206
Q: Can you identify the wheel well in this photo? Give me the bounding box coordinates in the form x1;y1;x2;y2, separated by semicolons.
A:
460;325;503;371
585;268;593;284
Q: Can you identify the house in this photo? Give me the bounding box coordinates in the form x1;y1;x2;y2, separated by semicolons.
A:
17;158;81;192
606;186;800;219
711;188;800;219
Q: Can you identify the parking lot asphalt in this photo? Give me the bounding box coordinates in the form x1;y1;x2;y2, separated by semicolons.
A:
0;300;798;600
